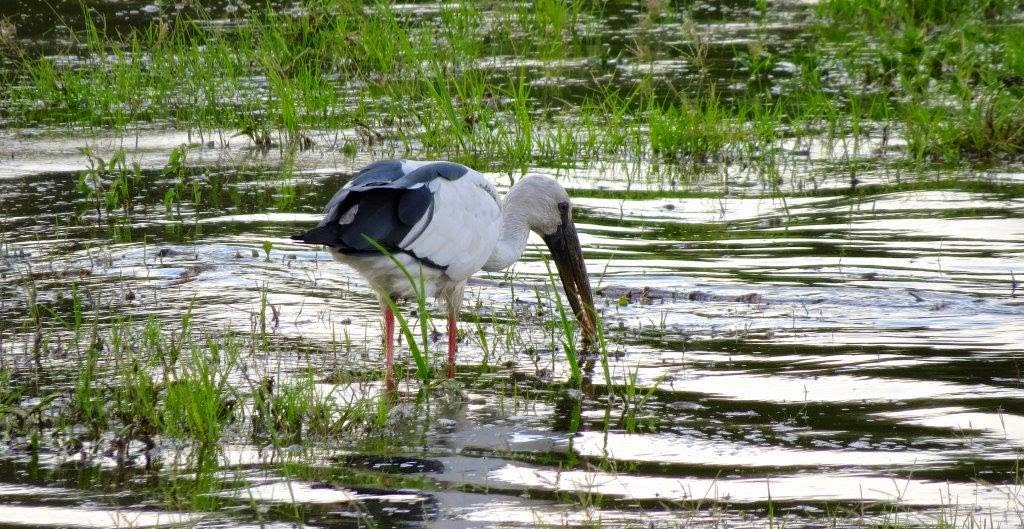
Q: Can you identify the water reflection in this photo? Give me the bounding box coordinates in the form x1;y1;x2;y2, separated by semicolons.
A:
2;0;1024;527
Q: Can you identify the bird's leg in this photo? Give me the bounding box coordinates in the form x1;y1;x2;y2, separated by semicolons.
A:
446;311;457;379
384;304;396;391
443;287;465;381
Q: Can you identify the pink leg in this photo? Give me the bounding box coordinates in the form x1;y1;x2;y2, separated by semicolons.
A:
384;306;396;391
446;313;457;379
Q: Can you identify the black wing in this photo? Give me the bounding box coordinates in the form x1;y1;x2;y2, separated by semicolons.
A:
294;184;433;251
320;159;407;221
291;160;470;266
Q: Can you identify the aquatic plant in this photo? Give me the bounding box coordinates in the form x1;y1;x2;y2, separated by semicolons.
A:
2;0;1020;171
0;1;1023;527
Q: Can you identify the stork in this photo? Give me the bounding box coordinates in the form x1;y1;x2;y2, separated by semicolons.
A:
292;159;596;389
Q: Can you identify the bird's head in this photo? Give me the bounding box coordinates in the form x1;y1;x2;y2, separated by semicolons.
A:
511;176;598;347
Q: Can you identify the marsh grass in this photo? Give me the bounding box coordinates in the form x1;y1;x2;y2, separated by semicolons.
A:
543;259;583;385
76;148;141;221
818;0;1020;27
818;0;1024;163
0;227;1018;528
0;286;421;514
0;275;385;455
2;0;1020;182
1;2;1024;526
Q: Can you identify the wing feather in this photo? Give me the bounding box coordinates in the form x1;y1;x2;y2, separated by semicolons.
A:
297;160;500;280
321;159;406;219
398;170;501;280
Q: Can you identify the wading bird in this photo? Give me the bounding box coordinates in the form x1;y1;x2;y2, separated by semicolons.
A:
292;159;596;388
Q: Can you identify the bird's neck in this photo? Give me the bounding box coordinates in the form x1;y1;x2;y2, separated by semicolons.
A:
482;192;532;272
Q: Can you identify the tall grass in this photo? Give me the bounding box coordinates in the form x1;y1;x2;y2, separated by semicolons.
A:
364;237;433;385
817;0;1024;162
3;0;1023;172
818;0;1019;27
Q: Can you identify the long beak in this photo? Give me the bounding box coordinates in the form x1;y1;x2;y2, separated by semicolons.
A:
543;219;598;348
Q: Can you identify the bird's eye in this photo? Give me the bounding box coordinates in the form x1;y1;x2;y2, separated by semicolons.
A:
558;202;570;214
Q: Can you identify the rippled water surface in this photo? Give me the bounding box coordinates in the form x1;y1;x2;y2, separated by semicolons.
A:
2;1;1024;528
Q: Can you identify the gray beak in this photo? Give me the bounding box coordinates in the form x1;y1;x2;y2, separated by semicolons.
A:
542;218;597;348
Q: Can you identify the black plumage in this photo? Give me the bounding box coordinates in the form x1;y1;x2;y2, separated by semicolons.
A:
291;161;468;267
291;184;433;253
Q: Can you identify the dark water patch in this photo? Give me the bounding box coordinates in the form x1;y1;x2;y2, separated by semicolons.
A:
336;454;446;474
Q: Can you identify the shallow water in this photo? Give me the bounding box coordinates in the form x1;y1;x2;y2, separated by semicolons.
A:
2;1;1024;528
2;148;1022;527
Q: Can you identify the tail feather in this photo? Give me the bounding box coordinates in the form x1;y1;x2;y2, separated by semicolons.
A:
291;223;341;246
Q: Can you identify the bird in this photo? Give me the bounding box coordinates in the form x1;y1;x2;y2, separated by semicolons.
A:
291;159;597;389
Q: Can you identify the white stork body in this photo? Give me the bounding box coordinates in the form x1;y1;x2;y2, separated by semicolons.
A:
293;159;596;388
332;161;501;310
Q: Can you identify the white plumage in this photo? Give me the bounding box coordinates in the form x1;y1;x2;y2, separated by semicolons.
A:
293;159;596;389
398;170;501;282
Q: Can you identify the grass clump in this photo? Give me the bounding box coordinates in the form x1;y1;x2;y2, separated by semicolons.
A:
2;308;387;462
819;0;1024;163
251;371;339;445
161;334;239;446
902;91;1024;162
647;95;739;163
818;0;1019;27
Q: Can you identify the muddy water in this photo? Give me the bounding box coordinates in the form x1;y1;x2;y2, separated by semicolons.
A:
2;1;1024;529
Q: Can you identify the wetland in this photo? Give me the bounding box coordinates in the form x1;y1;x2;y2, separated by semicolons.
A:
0;0;1023;527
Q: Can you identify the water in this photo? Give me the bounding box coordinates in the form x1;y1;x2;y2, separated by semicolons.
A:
2;1;1024;528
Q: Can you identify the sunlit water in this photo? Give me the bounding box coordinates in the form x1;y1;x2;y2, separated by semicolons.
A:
2;1;1024;528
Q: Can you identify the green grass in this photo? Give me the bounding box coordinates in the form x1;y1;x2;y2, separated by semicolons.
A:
817;0;1020;27
0;294;385;453
818;0;1024;163
647;92;740;163
1;0;1021;178
2;3;1024;523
